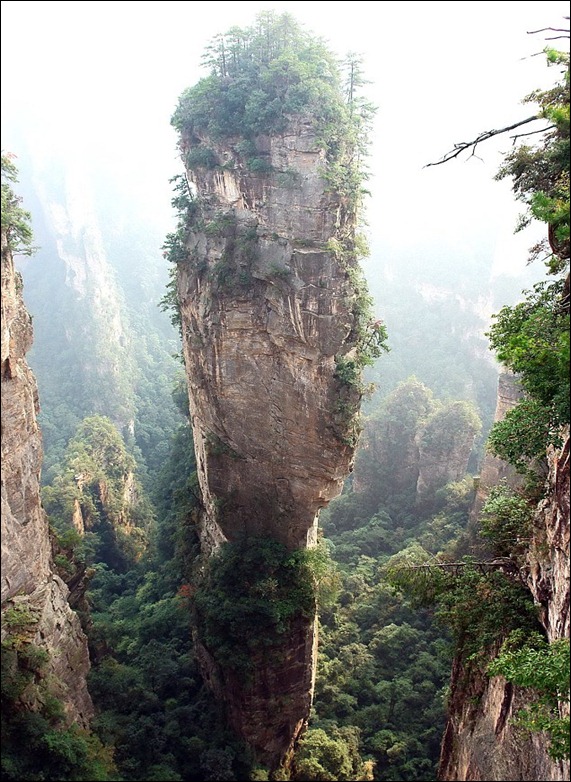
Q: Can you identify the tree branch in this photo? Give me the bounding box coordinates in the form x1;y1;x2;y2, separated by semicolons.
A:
424;115;539;167
398;558;521;575
527;19;570;40
510;125;555;143
527;26;570;35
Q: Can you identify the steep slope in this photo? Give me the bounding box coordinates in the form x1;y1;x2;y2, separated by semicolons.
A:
1;231;93;726
178;123;361;553
438;376;569;781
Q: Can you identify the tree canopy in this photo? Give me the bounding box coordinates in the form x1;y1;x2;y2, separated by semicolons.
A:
172;11;355;143
1;152;35;256
170;9;376;225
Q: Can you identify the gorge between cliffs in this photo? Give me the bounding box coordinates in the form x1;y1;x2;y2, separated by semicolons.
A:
1;9;569;782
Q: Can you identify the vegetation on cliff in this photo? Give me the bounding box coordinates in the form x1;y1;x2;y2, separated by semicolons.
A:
394;41;570;764
171;11;374;175
4;11;569;782
193;537;337;674
1;152;34;257
1;638;115;782
489;632;570;760
42;415;153;572
1;159;117;782
486;46;569;477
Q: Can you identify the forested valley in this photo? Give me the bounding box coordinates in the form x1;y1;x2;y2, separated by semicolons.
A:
1;9;569;782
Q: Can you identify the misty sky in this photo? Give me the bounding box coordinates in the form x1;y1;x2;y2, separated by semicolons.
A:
1;0;569;279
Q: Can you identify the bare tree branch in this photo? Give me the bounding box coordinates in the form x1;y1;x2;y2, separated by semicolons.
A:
527;19;570;40
527;26;570;35
424;116;539;167
510;124;556;143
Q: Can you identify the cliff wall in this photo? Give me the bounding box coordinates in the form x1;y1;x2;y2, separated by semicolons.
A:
438;374;569;781
177;121;362;765
1;233;93;726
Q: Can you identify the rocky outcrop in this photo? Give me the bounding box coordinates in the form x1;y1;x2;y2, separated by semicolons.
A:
438;375;570;781
195;612;317;765
468;371;524;525
177;121;362;765
439;656;568;781
527;429;570;644
415;400;482;504
1;233;93;726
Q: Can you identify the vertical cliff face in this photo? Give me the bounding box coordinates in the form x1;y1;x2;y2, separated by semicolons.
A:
177;123;362;764
438;375;570;782
527;430;570;644
1;234;93;726
468;372;524;525
179;124;359;553
439;656;568;782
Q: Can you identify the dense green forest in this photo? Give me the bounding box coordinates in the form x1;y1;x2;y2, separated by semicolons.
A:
2;10;569;782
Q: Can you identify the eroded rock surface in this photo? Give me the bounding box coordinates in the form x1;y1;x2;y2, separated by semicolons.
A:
438;375;569;781
178;122;362;764
1;233;93;726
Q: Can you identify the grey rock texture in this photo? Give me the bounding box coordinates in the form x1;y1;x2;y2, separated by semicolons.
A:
1;233;93;727
178;121;362;765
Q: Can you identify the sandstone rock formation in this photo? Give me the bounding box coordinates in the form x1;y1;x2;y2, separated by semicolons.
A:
439;654;568;782
527;430;570;645
1;232;93;726
438;374;570;781
468;371;524;525
415;400;482;504
177;122;363;765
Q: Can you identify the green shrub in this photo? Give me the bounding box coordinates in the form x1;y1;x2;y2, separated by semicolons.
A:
488;633;570;760
3;604;39;631
193;537;337;672
480;482;532;558
185;146;218;169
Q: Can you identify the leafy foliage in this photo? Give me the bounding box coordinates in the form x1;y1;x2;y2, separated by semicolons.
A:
84;417;266;781
1;639;117;781
488;279;569;421
486;48;569;476
486;396;560;474
310;377;489;780
488;632;570;760
1;152;35;256
495;49;569;270
172;12;348;143
42;415;153;571
193;537;338;673
479;481;533;559
293;726;374;781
